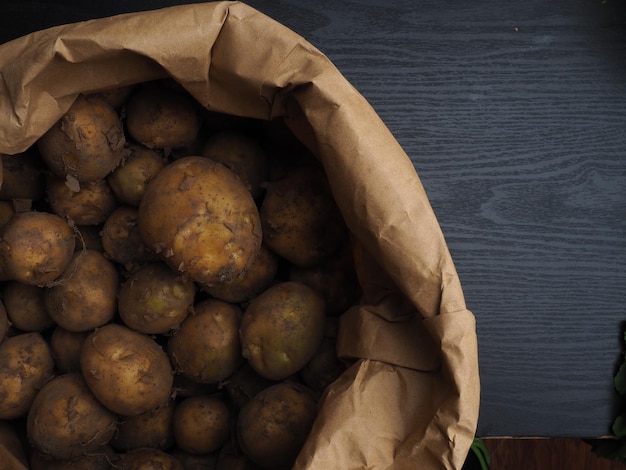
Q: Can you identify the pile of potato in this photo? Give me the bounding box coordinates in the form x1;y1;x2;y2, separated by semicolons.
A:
0;80;361;470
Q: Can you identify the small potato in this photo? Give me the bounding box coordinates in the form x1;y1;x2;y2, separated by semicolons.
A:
26;373;117;461
223;362;276;410
240;281;326;381
299;336;347;394
37;94;126;183
138;156;262;286
288;243;360;315
118;262;195;335
0;332;55;419
118;448;184;470
125;82;200;151
260;167;348;267
2;281;54;332
81;323;174;416
202;129;268;199
101;205;159;269
108;143;166;206
49;326;90;374
237;381;318;470
0;149;46;202
0;211;75;286
110;399;176;452
200;244;278;304
46;175;118;226
44;250;119;332
168;299;243;384
173;395;230;455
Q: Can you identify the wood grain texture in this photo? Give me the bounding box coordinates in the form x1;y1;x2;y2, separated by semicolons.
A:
0;0;625;438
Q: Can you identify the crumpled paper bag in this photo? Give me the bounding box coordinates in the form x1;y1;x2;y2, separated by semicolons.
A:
0;2;480;469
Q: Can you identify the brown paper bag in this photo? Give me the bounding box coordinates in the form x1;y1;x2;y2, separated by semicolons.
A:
0;2;480;468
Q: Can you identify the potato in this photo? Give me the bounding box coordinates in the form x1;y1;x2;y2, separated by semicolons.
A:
173;395;230;455
200;244;278;304
202;129;268;199
37;94;126;183
45;175;118;226
168;298;243;384
118;448;184;470
222;362;276;410
0;211;75;286
299;337;346;394
236;381;318;470
0;149;46;202
49;326;89;374
0;332;54;419
110;399;176;452
125;82;201;151
240;281;326;381
288;243;360;315
138;156;262;286
118;262;195;335
26;373;117;461
216;440;260;470
108;143;166;206
101;205;159;269
80;323;174;416
2;281;54;332
172;449;219;470
44;250;119;332
260;166;348;267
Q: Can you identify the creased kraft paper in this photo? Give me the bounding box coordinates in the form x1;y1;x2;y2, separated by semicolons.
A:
0;2;480;469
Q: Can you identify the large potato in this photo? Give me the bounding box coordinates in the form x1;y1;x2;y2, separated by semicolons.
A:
137;156;262;286
26;373;117;461
80;323;174;416
0;332;55;419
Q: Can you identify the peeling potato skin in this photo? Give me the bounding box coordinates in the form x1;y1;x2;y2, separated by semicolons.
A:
239;281;327;381
44;250;119;332
0;332;55;420
137;156;262;286
168;298;244;384
26;373;117;461
46;175;119;226
80;323;174;416
236;381;318;470
0;211;76;286
37;94;126;183
201;243;278;304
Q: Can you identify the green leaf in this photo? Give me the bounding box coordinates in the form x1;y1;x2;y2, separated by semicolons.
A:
615;359;626;395
470;439;491;470
613;416;626;438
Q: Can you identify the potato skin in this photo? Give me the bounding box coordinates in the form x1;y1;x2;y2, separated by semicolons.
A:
46;176;118;226
173;395;230;455
118;448;184;470
118;262;195;335
0;211;75;286
37;94;126;183
168;298;244;384
260;167;348;267
0;332;55;419
236;381;318;470
110;399;176;452
240;281;326;381
138;156;262;286
44;250;119;332
80;323;174;416
26;373;117;461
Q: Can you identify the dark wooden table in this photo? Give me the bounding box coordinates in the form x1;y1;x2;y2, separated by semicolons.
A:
1;0;625;440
